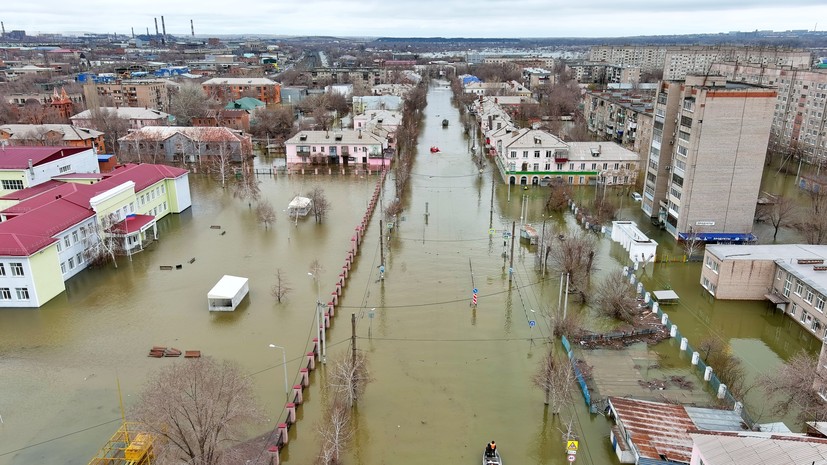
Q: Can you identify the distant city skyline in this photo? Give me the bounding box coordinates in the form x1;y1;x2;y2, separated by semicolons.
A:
3;1;826;38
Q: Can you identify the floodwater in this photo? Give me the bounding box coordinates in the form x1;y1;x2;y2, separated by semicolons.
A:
0;81;820;465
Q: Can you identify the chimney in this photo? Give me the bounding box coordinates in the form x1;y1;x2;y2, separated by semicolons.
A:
154;18;159;36
161;16;166;44
28;158;34;177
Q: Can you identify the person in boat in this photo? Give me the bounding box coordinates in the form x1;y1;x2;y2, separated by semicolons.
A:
486;440;496;457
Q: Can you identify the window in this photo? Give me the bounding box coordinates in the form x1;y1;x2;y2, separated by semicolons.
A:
68;257;75;269
163;202;168;211
534;151;540;158
61;262;67;274
817;296;825;313
806;289;814;304
161;185;165;194
72;231;79;243
15;288;29;300
801;310;809;323
510;151;517;158
2;180;24;190
0;263;4;276
795;281;804;296
130;202;135;213
556;163;563;170
790;302;798;316
783;275;792;297
57;241;62;252
80;226;87;238
59;165;71;173
10;262;23;276
569;163;574;170
0;288;10;300
64;236;70;248
522;151;528;158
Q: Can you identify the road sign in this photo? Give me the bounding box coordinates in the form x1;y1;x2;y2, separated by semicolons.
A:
566;440;579;452
503;231;511;238
567;454;576;462
473;288;478;294
528;320;536;327
488;228;496;236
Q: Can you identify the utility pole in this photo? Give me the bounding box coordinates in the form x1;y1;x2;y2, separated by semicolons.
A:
379;219;385;267
351;313;357;367
541;216;547;277
509;221;516;284
563;272;570;319
489;169;495;229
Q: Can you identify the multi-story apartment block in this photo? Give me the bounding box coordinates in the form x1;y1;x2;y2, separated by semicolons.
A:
583;90;655;155
83;80;170;111
491;128;639;186
642;75;776;242
481;56;557;68
569;61;640;86
700;244;827;339
201;77;281;105
521;68;556;92
301;67;385;87
771;68;827;163
590;45;811;80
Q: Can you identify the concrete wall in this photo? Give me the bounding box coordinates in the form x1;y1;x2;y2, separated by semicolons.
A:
700;251;776;300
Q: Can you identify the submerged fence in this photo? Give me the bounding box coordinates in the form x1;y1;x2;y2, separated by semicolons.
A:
562;335;592;408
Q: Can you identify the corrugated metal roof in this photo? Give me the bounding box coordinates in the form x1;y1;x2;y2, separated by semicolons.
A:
609;397;696;463
684;407;744;432
690;431;827;465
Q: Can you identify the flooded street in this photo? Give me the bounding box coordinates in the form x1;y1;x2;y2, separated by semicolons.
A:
0;81;821;465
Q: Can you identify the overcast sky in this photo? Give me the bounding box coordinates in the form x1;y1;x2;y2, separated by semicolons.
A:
4;1;826;38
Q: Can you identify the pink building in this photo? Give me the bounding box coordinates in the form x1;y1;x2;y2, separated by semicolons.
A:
284;130;390;169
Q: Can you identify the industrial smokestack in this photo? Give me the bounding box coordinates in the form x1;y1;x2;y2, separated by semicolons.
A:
154;18;159;36
146;27;150;36
161;16;166;37
1;22;5;37
131;27;135;38
191;19;194;36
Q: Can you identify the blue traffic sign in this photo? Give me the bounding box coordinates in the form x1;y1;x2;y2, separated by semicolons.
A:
473;288;478;294
529;320;536;327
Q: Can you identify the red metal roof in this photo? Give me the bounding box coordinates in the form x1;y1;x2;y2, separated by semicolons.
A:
110;214;155;234
0;199;93;255
0;146;88;169
0;232;57;256
609;396;696;463
0;180;64;202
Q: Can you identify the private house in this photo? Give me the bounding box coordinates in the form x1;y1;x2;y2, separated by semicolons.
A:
688;430;827;465
353;110;402;150
700;244;827;340
71;107;172;130
118;126;252;163
284;130;389;169
607;396;744;465
491;128;639;186
224;97;266;113
0;162;191;307
0;124;105;153
201;78;281;105
0;147;100;197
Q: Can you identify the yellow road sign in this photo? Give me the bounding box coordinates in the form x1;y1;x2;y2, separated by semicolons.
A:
566;440;579;451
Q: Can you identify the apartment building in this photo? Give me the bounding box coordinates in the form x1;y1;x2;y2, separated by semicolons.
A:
583;90;655;155
83;80;170;111
771;68;827;163
589;45;811;80
201;77;281;105
569;61;640;86
642;75;776;242
492;128;639;186
284;130;389;169
0;162;191;308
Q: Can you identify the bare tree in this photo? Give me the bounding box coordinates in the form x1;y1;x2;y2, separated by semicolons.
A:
0;97;19;124
696;335;750;398
316;399;354;465
271;268;292;303
250;106;296;142
681;229;704;261
794;192;827;245
593;271;638;323
256;201;276;230
546;230;597;302
131;357;264;465
551;311;583;339
545;178;571;212
532;351;576;414
83;213;124;268
326;351;372;408
759;351;827;423
170;83;213;126
756;195;797;240
88;108;130;155
308;186;330;224
590;194;618;225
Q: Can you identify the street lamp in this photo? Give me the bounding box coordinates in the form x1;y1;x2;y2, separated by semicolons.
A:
267;344;289;398
307;272;327;364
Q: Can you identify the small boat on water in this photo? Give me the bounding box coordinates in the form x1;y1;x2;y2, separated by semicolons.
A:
430;146;440;153
482;449;502;465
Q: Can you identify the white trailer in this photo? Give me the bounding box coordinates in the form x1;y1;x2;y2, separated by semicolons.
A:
208;275;249;311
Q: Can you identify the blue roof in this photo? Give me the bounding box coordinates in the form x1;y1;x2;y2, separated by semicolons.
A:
462;75;481;85
97;155;114;162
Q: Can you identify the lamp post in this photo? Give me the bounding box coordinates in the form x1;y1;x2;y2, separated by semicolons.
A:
307;272;326;364
267;344;289;398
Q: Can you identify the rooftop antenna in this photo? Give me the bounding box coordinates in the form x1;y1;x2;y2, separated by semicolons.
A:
191;19;194;37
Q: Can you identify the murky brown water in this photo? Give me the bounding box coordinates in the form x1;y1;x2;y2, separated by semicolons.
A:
0;82;819;465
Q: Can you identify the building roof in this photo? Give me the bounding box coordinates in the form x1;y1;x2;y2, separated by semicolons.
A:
110;214;155;234
689;431;827;465
0;163;186;256
568;142;639;162
225;97;265;110
0;124;103;142
118;126;246;143
208;275;249;299
71;107;171;121
202;77;276;86
707;244;827;297
0;146;89;170
285;130;384;146
503;128;568;150
610;396;697;463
